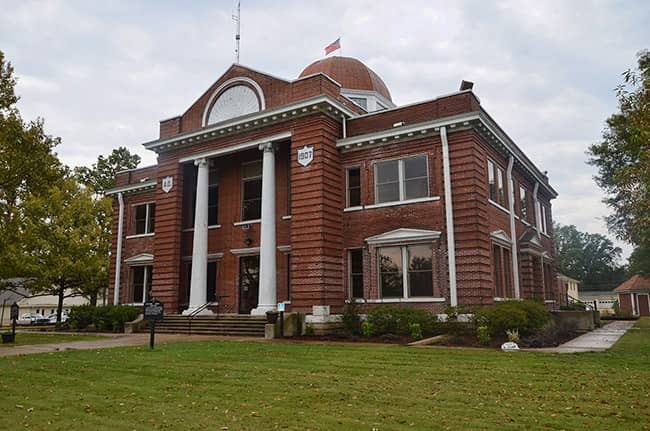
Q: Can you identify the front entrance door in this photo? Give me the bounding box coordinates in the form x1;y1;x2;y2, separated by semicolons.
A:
639;294;650;316
239;255;259;314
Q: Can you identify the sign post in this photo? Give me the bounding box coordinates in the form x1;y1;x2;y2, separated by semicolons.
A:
5;302;19;343
277;302;285;338
143;298;164;350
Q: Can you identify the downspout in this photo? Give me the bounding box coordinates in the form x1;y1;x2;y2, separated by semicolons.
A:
113;192;124;305
342;115;347;139
440;126;457;306
506;156;520;298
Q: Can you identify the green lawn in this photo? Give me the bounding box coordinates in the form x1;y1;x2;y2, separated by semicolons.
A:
0;320;649;431
0;332;107;347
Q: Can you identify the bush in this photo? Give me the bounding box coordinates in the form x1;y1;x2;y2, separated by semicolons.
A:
367;305;438;337
409;322;423;340
342;300;362;336
560;301;586;311
506;328;520;343
473;300;551;338
477;325;491;345
361;321;373;337
68;304;140;332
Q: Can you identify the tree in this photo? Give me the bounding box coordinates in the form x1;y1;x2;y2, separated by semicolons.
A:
554;223;626;291
74;147;140;195
588;50;650;247
16;177;112;324
0;50;64;282
628;245;650;276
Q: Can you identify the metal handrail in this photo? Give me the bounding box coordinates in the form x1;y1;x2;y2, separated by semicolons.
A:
187;301;218;334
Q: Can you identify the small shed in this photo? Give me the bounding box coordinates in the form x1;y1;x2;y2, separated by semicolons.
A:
614;275;650;316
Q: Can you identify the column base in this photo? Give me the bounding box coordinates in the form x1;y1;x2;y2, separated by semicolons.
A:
251;305;276;315
181;307;214;316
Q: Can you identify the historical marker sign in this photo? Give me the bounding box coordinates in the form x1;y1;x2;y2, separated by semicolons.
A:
297;145;314;167
144;299;164;321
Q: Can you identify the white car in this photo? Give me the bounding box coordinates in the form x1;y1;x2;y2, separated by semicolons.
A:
17;312;49;325
47;313;68;324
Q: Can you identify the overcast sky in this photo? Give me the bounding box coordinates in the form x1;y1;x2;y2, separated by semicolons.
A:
1;0;648;261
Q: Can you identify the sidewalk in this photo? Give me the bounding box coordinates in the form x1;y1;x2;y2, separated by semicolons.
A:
537;320;637;353
0;333;261;357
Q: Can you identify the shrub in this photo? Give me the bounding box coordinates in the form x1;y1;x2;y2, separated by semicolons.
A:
560;301;587;311
361;321;374;338
473;300;551;338
68;304;140;332
342;299;362;336
409;322;423;340
477;325;491;346
305;324;315;336
444;305;470;321
367;305;438;337
506;328;520;343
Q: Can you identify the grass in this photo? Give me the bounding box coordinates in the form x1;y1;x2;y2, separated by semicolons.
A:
0;320;649;430
0;332;107;347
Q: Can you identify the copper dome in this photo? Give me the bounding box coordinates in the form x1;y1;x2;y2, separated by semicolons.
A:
299;56;392;102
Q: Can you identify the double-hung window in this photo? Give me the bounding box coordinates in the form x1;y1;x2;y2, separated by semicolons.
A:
241;161;262;221
375;154;428;204
519;185;529;223
134;203;155;235
348;249;364;298
131;265;152;303
208;164;219;226
487;159;507;208
378;244;433;298
346;167;361;207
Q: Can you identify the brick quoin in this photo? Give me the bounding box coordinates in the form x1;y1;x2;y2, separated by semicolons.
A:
107;56;560;318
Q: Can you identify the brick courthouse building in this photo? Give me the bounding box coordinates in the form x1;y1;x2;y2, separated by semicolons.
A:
107;56;559;320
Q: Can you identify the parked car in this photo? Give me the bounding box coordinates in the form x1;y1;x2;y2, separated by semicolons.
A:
47;313;68;324
17;312;49;325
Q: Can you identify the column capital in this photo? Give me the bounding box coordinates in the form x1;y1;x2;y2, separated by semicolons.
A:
258;142;274;153
194;157;208;167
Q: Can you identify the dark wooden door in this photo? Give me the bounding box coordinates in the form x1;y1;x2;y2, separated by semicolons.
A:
639;294;650;316
239;256;259;314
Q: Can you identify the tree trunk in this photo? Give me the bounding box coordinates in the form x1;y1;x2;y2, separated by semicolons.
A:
57;286;65;326
90;291;98;307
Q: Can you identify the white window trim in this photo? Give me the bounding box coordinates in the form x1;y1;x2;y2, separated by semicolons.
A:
343;205;364;212
365;196;440;210
374;154;429;205
488;199;510;215
233;219;261;226
363;297;446;304
126;232;155;240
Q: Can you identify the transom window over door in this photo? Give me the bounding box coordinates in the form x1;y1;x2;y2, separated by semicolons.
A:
375;154;429;204
378;244;433;298
241;161;262;221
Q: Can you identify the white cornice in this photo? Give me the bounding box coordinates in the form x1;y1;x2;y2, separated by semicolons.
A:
143;95;356;154
106;180;156;196
178;132;292;163
337;111;557;198
365;228;441;245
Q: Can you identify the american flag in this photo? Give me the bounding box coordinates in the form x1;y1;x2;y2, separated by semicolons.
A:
324;37;341;55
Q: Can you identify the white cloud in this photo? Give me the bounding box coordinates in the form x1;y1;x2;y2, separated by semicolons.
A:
1;0;648;260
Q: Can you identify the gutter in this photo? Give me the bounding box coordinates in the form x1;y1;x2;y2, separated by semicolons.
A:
113;192;124;305
507;156;521;298
440;126;457;306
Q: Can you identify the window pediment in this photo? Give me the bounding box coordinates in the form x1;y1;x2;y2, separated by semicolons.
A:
490;230;512;247
125;253;154;265
365;228;441;245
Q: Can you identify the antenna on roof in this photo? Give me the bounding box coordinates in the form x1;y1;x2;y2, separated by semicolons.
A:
233;1;241;63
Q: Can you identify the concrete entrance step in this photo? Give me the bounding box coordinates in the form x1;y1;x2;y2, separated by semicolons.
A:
153;314;267;337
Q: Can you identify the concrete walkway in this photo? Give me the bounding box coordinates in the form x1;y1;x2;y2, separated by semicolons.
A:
538;320;637;353
0;333;262;357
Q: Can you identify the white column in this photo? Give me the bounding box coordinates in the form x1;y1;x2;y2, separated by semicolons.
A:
252;142;277;315
183;157;213;315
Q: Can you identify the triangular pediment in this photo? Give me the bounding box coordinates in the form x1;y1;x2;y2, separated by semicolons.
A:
125;253;154;265
490;230;512;246
365;228;441;245
519;228;543;248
